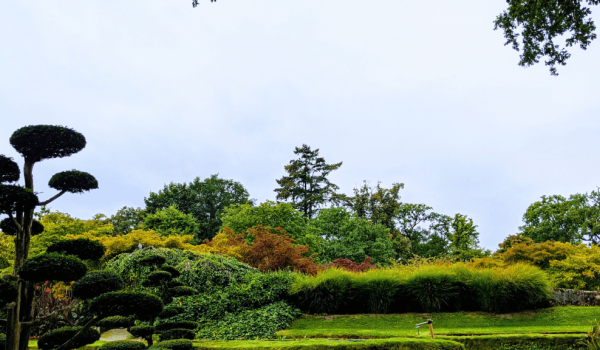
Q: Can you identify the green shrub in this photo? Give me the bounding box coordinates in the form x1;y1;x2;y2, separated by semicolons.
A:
88;292;163;320
72;271;124;300
159;329;195;341
163;286;195;301
404;267;460;312
0;333;6;350
161;265;181;278
353;269;406;314
96;316;136;330
139;255;167;267
47;239;106;260
196;301;301;340
128;326;155;340
142;271;172;287
19;253;87;282
159;306;183;319
289;268;354;314
38;326;100;350
149;339;193;350
177;253;255;293
155;322;198;332
99;340;147;350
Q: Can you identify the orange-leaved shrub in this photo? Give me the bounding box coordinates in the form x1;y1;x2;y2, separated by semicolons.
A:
322;257;377;272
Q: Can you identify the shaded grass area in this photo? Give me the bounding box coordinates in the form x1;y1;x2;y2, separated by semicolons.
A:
440;334;583;350
278;307;598;338
28;340;108;350
195;338;464;350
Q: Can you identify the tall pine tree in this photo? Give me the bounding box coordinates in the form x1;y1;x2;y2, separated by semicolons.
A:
274;144;342;219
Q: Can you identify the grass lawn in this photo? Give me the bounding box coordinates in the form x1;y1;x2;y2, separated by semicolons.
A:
277;307;599;338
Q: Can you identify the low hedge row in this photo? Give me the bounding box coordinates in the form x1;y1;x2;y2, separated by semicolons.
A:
290;264;553;314
441;334;584;350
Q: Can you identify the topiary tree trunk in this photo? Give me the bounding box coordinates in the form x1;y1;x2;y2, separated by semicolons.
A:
0;125;98;350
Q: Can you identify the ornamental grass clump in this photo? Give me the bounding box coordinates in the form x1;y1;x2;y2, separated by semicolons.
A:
352;269;406;314
289;268;355;314
404;266;461;312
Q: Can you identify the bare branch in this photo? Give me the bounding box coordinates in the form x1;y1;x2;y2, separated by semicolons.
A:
38;190;67;206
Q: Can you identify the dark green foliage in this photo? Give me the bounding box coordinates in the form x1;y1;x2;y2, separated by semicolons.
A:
88;291;163;320
0;217;44;236
0;333;5;350
0;279;17;305
149;339;193;350
166;281;185;288
290;270;354;315
164;286;195;301
0;155;19;183
177;253;256;293
0;184;38;214
48;170;98;194
275;144;343;219
10;125;86;162
109;206;146;235
19;253;87;282
155;322;198;332
139;255;167;267
95;316;136;330
128;326;155;339
47;239;106;260
159;306;183;319
38;326;100;350
72;271;123;300
159;329;195;341
144;174;251;241
494;0;600;76
196;302;301;340
99;340;147;350
353;274;405;314
142;271;172;287
161;265;181;278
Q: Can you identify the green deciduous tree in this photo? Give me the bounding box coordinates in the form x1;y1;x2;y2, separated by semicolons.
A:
143;205;200;239
494;0;599;75
1;125;99;350
144;174;252;241
275;144;342;219
310;207;395;266
520;191;600;244
345;181;404;234
108;207;146;235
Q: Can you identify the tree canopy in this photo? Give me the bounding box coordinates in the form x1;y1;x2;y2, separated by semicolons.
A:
495;0;599;75
144;174;252;241
275;144;342;219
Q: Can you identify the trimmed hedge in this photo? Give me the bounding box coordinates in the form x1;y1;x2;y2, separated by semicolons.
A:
290;264;553;314
442;334;583;350
161;265;181;278
142;271;172;287
128;326;155;340
159;329;195;341
72;271;124;300
96;316;136;330
38;326;100;350
19;253;87;283
88;292;163;320
164;286;195;301
0;217;44;236
99;341;146;350
149;340;194;350
47;239;106;261
155;322;198;332
158;306;183;319
139;256;167;267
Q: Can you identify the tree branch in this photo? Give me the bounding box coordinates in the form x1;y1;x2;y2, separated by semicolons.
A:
8;212;22;231
38;190;67;206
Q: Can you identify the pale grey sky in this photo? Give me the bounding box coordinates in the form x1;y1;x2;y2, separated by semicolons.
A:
1;1;599;250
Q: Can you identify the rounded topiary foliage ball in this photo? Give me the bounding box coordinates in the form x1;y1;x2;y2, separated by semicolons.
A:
0;218;45;236
142;271;171;288
0;155;19;183
128;325;155;340
138;255;167;267
88;291;163;321
19;253;87;283
99;340;147;350
0;185;38;214
10;125;86;162
49;170;98;194
0;279;17;305
38;326;100;350
72;271;124;300
47;239;106;261
149;340;193;350
159;329;195;342
155;322;198;333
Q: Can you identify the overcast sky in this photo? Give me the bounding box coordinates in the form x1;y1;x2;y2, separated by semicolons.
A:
1;1;599;250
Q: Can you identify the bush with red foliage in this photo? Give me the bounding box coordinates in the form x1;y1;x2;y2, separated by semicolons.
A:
322;257;377;272
238;225;318;275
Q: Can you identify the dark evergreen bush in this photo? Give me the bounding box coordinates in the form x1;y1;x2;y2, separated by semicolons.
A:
96;316;136;330
142;271;172;287
10;125;86;162
38;326;100;350
158;306;183;319
0;184;39;214
138;255;167;267
159;329;195;341
99;340;146;350
155;322;197;332
166;281;185;288
161;265;180;278
72;271;124;300
149;339;193;350
19;253;87;283
47;239;106;261
88;292;163;320
164;286;195;301
0;155;19;183
48;170;98;194
0;217;44;236
128;326;155;340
